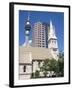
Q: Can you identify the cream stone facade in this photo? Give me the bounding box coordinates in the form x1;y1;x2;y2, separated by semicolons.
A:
19;45;58;79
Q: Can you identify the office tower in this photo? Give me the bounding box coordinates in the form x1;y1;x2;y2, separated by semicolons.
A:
32;22;49;48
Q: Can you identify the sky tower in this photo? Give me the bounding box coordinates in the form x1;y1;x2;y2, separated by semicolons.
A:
24;12;31;46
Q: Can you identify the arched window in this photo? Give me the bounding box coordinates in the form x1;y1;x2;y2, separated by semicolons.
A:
53;48;57;51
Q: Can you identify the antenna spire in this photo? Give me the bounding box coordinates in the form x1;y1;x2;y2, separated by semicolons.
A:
50;20;53;29
28;11;30;21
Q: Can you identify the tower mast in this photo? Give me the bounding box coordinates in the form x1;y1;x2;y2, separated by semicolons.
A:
28;12;30;21
24;11;31;46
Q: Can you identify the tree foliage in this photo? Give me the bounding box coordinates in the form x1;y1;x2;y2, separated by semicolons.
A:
40;59;49;77
40;59;57;77
34;70;40;78
40;52;64;77
31;52;64;78
57;52;64;76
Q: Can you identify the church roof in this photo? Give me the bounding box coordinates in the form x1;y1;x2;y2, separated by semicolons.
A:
19;45;53;64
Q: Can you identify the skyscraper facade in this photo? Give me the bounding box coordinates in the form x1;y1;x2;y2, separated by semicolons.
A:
32;22;49;48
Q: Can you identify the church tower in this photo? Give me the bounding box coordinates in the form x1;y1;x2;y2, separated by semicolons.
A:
48;20;59;60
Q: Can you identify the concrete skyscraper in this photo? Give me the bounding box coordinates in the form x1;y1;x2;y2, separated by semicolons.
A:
32;22;49;48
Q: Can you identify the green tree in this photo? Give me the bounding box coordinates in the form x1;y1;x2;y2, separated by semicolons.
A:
47;59;58;76
40;59;58;77
31;72;35;78
40;59;49;77
33;52;64;78
34;70;40;78
57;52;64;77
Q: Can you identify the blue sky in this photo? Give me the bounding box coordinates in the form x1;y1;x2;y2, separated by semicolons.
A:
19;10;64;52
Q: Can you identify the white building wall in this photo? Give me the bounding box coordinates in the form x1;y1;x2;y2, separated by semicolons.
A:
32;61;45;76
33;61;39;72
19;65;32;79
19;65;32;74
19;75;31;80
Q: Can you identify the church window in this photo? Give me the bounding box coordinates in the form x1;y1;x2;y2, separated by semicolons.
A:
53;48;57;51
52;41;53;43
23;65;26;72
38;61;41;67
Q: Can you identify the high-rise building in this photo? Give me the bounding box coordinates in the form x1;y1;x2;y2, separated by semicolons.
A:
32;22;49;48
